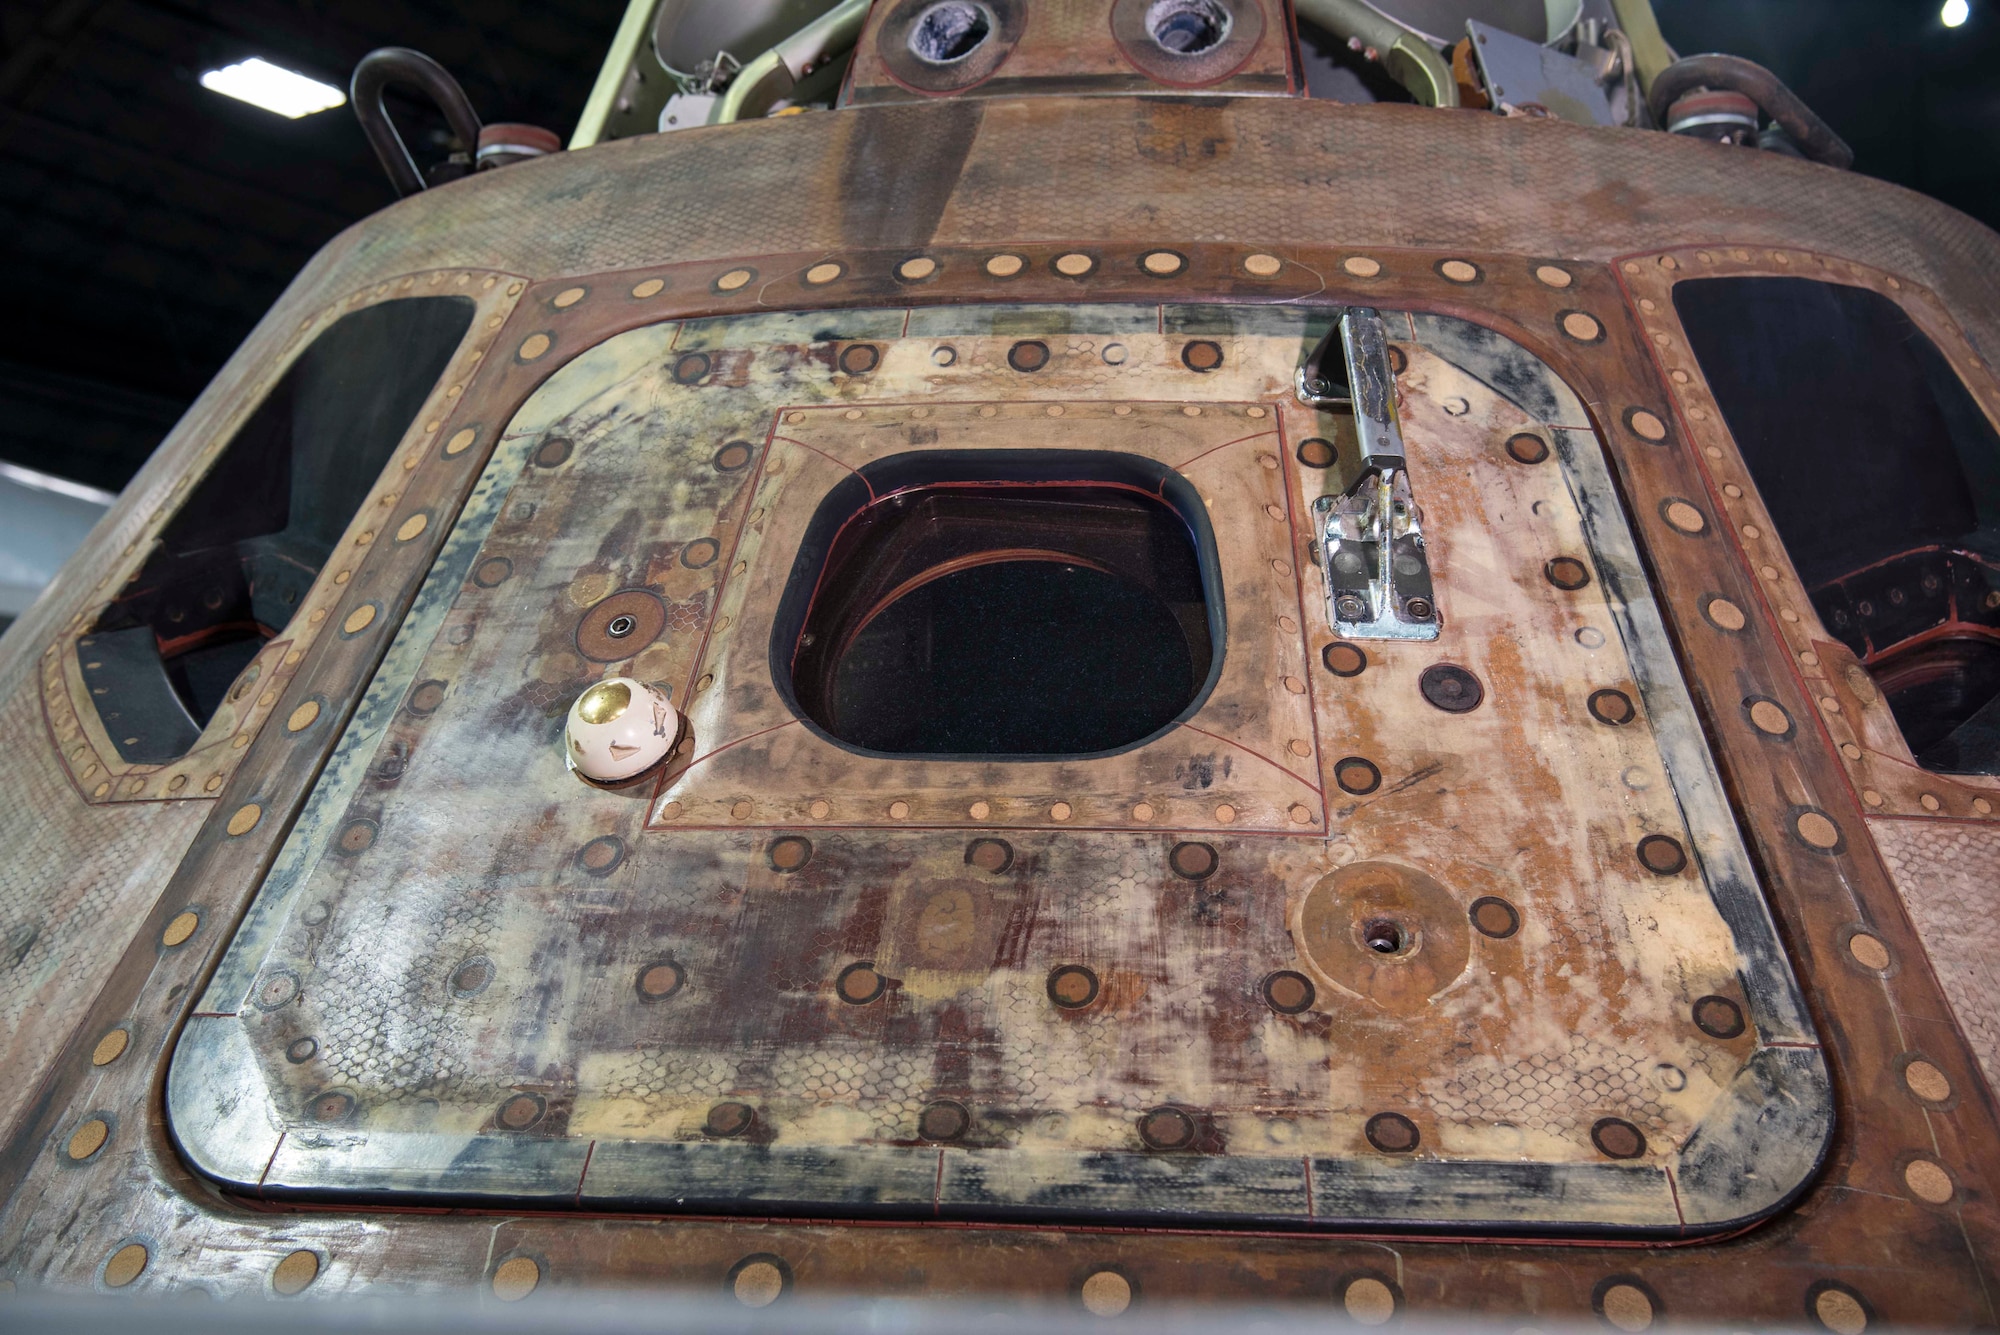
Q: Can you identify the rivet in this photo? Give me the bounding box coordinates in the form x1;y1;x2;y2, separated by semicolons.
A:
1598;1280;1654;1331
1244;253;1283;276
1639;298;1657;313
1054;252;1095;277
835;962;886;1004
716;268;754;291
1977;798;1994;815
1342;256;1382;278
1863;789;1885;807
985;254;1025;278
969;800;991;819
285;701;319;733
492;1256;539;1301
342;605;377;635
1906;1059;1952;1103
1849;932;1891;970
1561;311;1601;342
67;1117;109;1160
631;278;665;298
809;799;831;819
1048;965;1100;1009
888;800;910;820
1663;500;1707;534
1534;264;1573;288
1795;810;1842;850
102;1243;148;1289
272;1250;320;1296
1921;793;1942;812
1636;834;1688;875
1142;250;1184;275
1287;739;1311;757
1364;1111;1420;1153
1050;801;1073;821
1214;803;1237;823
227;803;262;836
396;514;428;542
1748;700;1792;735
804;262;842;285
731;799;753;820
898;256;938;281
1288;803;1313;824
517;332;551;360
1438;259;1479;283
92;1028;130;1066
1743;523;1763;540
1706;597;1746;631
1283;675;1306;694
1081;1269;1132;1317
1343;1276;1396;1326
1627;409;1668;441
1841;742;1862;759
1905;1158;1954;1204
731;1258;787;1308
1131;802;1154;821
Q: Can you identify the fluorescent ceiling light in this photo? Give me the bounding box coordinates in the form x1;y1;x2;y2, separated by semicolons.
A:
200;57;346;118
0;461;114;506
1943;0;1970;26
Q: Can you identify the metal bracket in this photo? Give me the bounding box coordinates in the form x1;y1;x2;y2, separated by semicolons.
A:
1301;308;1440;641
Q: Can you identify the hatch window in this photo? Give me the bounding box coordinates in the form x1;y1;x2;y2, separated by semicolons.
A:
773;451;1223;757
83;296;473;764
1675;277;2000;774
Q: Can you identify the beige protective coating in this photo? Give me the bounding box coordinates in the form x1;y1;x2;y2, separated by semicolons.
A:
178;310;1774;1226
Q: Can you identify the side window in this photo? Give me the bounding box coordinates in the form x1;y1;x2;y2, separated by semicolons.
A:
1676;277;2000;775
84;296;473;763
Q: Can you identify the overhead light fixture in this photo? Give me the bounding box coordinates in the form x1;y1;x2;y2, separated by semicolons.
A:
199;57;346;119
1943;0;1970;26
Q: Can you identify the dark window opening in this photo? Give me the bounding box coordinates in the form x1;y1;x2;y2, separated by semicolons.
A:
84;297;473;764
1676;277;2000;774
774;451;1223;758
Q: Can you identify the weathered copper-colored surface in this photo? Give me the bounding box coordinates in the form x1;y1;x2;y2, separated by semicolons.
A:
164;306;1813;1230
0;97;1995;1324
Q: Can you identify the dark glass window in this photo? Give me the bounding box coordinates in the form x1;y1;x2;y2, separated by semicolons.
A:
774;451;1223;757
84;296;473;763
1675;277;2000;773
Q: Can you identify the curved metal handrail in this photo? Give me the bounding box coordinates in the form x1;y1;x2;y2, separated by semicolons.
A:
350;47;484;196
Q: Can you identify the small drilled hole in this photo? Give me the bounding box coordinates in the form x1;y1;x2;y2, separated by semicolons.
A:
1147;0;1230;53
909;1;992;63
606;614;637;639
1362;917;1405;954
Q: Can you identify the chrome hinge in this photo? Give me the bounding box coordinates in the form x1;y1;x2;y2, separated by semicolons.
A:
1301;308;1440;641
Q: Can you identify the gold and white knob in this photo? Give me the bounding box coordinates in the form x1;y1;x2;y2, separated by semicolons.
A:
564;677;683;783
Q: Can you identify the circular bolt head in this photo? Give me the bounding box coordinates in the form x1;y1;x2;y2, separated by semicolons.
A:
565;676;682;783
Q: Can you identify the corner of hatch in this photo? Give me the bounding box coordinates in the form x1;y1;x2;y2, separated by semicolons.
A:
165;1014;285;1191
1670;1044;1836;1231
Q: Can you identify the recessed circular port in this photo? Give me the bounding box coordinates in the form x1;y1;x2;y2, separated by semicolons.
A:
908;1;993;63
1361;917;1408;955
1146;0;1229;53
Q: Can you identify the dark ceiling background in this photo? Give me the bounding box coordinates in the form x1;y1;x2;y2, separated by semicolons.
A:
0;0;1995;496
